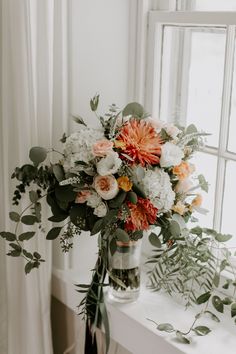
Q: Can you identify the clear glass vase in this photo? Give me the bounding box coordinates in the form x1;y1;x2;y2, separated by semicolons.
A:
108;239;142;303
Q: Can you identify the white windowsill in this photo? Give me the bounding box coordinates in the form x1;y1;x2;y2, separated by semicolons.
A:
52;267;236;354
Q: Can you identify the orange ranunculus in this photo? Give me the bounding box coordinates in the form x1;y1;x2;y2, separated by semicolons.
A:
115;119;163;166
191;194;203;207
173;161;195;180
125;198;158;231
117;176;133;192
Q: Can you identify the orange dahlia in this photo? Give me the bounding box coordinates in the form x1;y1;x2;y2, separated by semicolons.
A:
125;197;158;231
115;119;163;166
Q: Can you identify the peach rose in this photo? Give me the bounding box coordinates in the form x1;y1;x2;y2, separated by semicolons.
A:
117;176;133;192
173;161;195;180
92;139;114;157
94;175;119;200
75;190;91;203
172;201;186;215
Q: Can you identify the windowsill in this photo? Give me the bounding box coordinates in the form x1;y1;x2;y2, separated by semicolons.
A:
52;267;236;354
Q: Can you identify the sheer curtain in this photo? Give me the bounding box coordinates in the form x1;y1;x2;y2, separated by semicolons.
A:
0;1;68;353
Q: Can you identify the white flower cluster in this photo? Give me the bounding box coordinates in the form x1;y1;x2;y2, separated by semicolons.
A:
142;168;175;212
87;190;107;217
63;127;104;171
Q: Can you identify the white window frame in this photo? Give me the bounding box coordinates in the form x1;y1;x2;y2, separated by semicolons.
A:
145;11;236;261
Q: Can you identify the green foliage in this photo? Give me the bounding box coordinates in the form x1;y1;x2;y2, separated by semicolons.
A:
29;146;47;166
72;115;87;126
19;232;35;241
113;228;129;242
212;296;224;313
196;292;211;304
231;303;236;318
122;102;145;119
9;211;20;222
90;94;99;111
46;227;62;240
21;215;38;225
0;232;16;241
149;232;161;248
192;326;211;336
198;174;209;192
52;164;65;182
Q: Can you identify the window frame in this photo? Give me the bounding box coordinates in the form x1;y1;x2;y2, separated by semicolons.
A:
146;11;236;262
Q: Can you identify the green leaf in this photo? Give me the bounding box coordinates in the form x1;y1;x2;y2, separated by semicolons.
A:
33;252;41;259
222;297;233;305
193;326;211;336
48;214;68;222
90;94;99;111
29;191;38;203
114;228;130;242
122;102;145;118
213;273;220;287
91;219;104;236
72;115;87;126
9;243;21;251
204;310;220;323
196;291;211;304
212;295;224;313
190;226;203;236
214;233;232;242
21;215;38;225
9;211;20;222
175;331;190;344
132;183;146;198
46;227;62;240
231;303;236;318
25;262;34;274
127;191;138;204
149;232;162;248
198;174;209;193
109;191;127;208
52;164;65;182
169;220;181;238
109;237;117;256
186;124;198;134
0;232;16;241
157;323;174;332
60;133;67;143
69;204;86;228
19;232;35;241
23;250;33;259
7;249;21;257
55;185;77;203
29;146;47;165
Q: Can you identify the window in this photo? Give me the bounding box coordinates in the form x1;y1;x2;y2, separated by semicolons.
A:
146;11;236;250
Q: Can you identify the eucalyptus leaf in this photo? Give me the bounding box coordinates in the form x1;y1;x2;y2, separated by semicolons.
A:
186;124;198;134
46;227;62;240
29;191;38;203
231;303;236;318
214;233;232;242
204;310;220;323
127;191;138;204
19;232;35;241
21;215;38;225
9;211;20;222
175;331;190;344
193;326;211;336
25;262;34;274
196;291;211;305
157;323;174;332
169;220;181;238
52;164;65;182
109;191;126;208
149;233;162;248
114;228;129;242
122;102;145;118
212;295;224;313
72;115;87;126
29;146;47;165
0;232;16;241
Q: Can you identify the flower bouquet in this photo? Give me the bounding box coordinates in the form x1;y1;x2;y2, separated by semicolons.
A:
1;95;234;352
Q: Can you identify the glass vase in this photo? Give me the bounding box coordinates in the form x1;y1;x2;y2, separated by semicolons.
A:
108;239;142;303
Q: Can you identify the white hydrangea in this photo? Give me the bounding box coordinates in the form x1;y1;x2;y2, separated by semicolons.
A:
142;168;175;212
96;151;122;176
63;127;104;172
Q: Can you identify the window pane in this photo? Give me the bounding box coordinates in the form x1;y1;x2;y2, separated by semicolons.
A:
194;0;236;11
190;152;217;228
228;38;236;153
159;26;226;147
221;161;236;248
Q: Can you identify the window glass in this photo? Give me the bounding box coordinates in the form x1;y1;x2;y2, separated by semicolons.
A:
159;26;226;147
194;0;236;11
221;160;236;248
190;152;217;228
228;37;236;153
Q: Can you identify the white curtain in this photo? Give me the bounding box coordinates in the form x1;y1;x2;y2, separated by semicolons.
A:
0;1;68;353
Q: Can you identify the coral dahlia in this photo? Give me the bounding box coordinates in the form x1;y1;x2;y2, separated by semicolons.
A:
125;197;158;231
115;119;163;166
